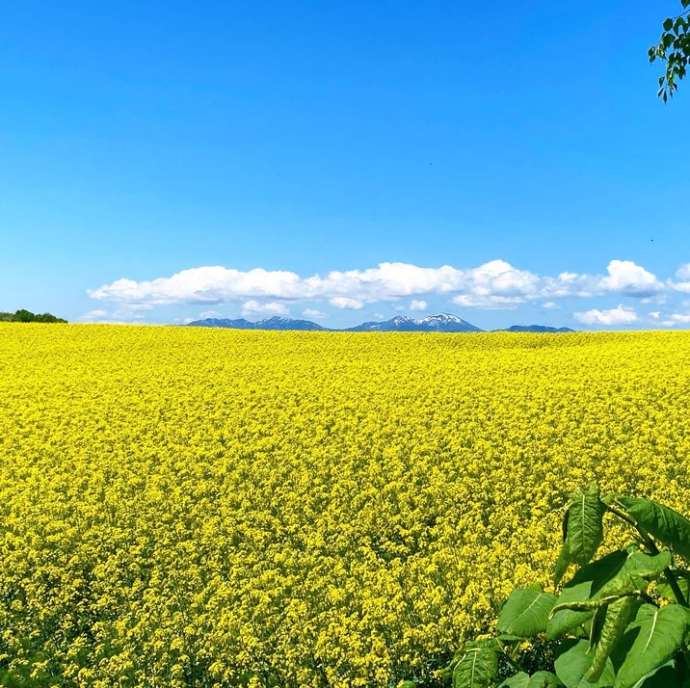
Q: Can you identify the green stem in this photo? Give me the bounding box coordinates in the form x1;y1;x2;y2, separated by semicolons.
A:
663;570;688;608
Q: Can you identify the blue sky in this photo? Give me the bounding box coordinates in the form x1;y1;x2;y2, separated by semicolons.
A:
1;1;689;329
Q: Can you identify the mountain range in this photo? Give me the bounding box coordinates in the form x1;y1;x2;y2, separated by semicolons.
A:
187;313;574;333
346;313;480;332
187;316;325;331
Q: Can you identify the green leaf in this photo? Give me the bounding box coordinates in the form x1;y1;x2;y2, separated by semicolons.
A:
597;550;672;598
547;550;635;640
499;673;562;688
498;673;530;688
586;596;635;682
656;568;690;602
452;641;499;688
613;604;689;688
554;639;615;688
555;548;571;587
569;549;630;592
527;671;562;687
616;497;690;561
556;486;605;583
547;583;594;640
635;661;681;687
498;587;557;637
664;18;675;31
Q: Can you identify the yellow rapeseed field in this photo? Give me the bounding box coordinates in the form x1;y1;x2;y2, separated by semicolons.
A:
1;324;690;687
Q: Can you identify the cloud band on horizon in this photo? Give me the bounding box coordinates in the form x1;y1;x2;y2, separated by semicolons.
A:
88;259;669;312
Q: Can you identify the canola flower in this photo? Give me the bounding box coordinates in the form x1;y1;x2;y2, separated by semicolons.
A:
1;324;690;686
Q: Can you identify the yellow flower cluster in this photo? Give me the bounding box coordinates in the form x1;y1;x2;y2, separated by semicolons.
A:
1;324;690;687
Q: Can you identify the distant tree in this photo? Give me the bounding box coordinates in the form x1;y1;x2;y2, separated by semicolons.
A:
0;309;66;323
650;0;690;100
14;309;35;322
33;312;67;323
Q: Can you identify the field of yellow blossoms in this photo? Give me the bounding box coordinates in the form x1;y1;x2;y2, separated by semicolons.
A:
1;324;690;687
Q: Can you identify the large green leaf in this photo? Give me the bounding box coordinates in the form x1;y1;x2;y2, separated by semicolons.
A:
568;549;629;594
452;640;499;688
499;672;562;688
547;583;594;640
634;661;683;687
553;552;672;608
613;603;689;688
527;672;562;687
547;550;662;640
554;639;615;688
497;586;557;637
597;550;672;598
556;485;606;583
617;496;690;561
586;596;635;682
498;674;530;688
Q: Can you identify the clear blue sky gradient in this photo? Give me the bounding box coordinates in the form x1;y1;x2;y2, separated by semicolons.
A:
1;1;688;328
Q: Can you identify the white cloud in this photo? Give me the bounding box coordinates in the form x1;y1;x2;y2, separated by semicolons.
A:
677;264;690;280
649;311;661;320
538;272;593;299
452;259;546;309
87;258;668;315
452;294;524;309
670;264;690;293
329;296;364;310
467;259;540;299
302;308;325;319
661;313;690;326
409;299;427;311
199;310;222;319
241;300;289;317
542;301;559;310
88;266;304;305
537;261;663;300
598;260;662;297
574;305;638;326
87;261;513;306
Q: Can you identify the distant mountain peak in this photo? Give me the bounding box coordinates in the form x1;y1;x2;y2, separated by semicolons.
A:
421;312;462;322
347;313;481;333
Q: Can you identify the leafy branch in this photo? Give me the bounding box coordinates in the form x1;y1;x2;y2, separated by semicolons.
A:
650;1;690;101
400;485;690;687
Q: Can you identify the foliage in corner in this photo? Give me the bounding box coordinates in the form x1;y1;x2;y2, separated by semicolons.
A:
650;0;690;101
401;485;690;687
